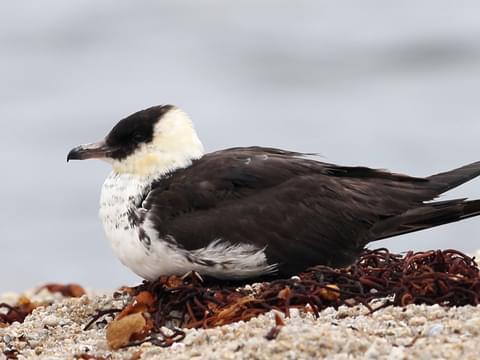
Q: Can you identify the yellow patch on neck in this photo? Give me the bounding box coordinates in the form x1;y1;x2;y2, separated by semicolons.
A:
113;153;161;176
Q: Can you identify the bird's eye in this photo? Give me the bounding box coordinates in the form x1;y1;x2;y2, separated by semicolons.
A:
133;133;145;142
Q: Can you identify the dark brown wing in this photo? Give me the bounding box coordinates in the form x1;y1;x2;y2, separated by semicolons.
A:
142;147;470;275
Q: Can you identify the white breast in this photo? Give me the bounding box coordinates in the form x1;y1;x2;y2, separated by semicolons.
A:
99;172;184;280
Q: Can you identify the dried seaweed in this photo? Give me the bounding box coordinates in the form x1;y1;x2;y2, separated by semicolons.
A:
90;248;480;348
37;283;86;298
75;354;112;360
3;348;19;360
0;283;87;328
84;309;122;331
130;248;478;333
0;297;37;326
265;312;285;340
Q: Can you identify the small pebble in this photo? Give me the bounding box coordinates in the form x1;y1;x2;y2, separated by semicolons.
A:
427;323;444;337
2;336;11;344
43;315;60;327
408;316;426;326
79;344;93;353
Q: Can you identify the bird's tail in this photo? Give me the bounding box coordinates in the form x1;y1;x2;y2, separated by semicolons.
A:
372;161;480;241
427;161;480;194
372;199;480;241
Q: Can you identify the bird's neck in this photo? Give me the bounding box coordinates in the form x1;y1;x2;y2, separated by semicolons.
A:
111;149;202;177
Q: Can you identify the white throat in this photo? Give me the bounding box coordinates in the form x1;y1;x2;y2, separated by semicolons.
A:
110;107;204;177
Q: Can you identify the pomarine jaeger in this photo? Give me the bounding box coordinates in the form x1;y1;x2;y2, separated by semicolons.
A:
67;105;480;280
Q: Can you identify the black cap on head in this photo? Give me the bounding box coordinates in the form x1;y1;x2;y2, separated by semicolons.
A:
105;105;174;160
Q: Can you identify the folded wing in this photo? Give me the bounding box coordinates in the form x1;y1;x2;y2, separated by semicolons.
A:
142;147;480;275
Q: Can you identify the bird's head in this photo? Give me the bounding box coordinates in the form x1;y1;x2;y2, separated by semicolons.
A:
67;105;204;176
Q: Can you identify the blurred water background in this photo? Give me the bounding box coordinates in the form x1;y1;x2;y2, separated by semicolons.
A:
1;1;480;292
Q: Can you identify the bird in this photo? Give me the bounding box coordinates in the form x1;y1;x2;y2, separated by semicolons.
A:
68;105;480;281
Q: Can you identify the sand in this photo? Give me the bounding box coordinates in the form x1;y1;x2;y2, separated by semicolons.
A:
1;287;480;360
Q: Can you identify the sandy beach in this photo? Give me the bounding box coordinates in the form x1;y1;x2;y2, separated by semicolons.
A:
1;289;480;360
